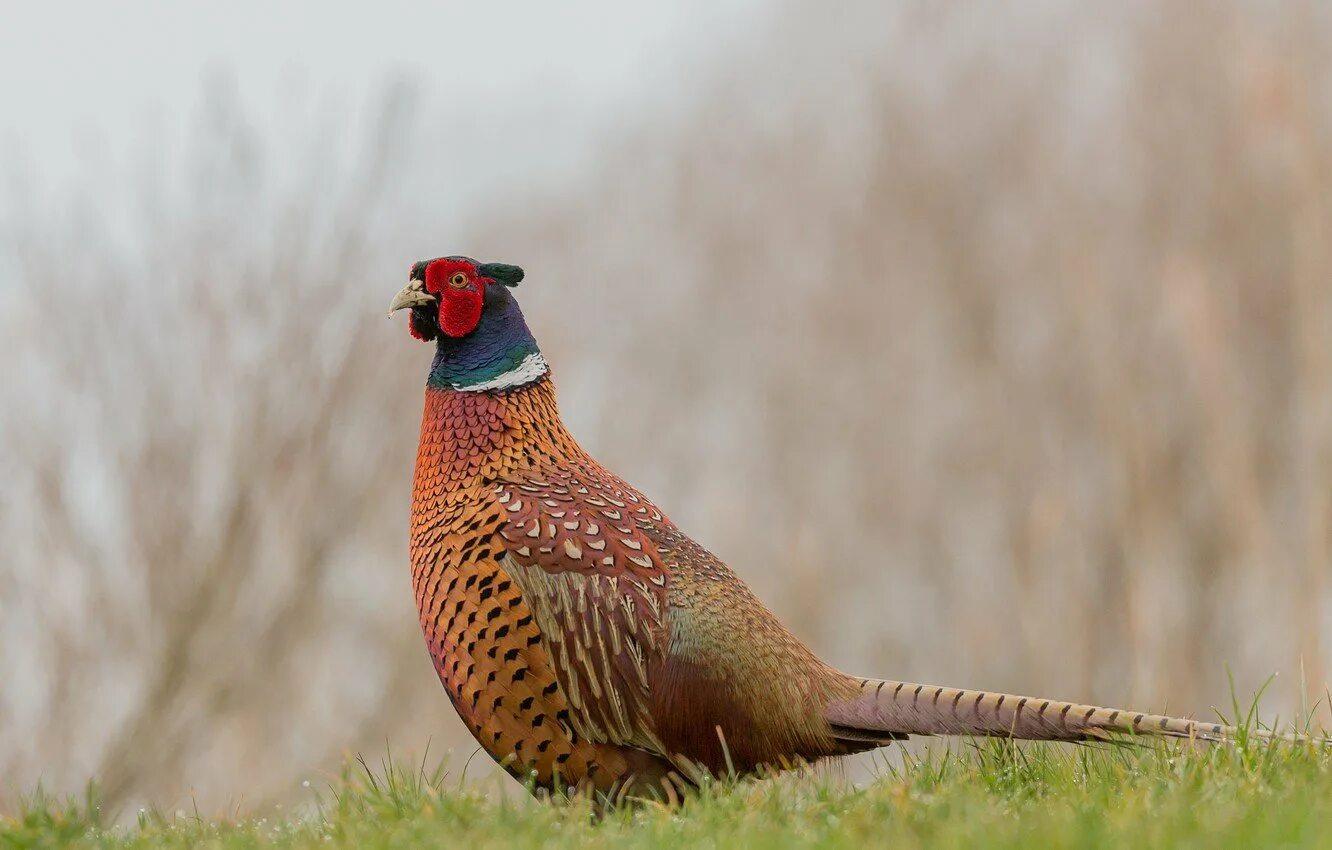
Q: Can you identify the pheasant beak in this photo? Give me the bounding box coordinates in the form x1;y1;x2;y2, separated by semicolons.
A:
387;279;436;317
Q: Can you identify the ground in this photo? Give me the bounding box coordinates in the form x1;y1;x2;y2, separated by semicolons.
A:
6;727;1332;849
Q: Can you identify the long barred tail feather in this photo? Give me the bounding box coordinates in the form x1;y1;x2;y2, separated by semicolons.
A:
826;678;1318;746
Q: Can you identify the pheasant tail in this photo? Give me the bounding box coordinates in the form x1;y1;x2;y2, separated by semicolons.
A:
826;678;1289;744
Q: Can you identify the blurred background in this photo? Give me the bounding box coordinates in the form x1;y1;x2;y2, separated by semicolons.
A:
2;0;1331;816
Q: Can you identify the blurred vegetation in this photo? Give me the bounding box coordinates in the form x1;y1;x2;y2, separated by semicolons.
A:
2;0;1331;813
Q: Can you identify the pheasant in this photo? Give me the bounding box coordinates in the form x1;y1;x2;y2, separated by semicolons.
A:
390;256;1274;801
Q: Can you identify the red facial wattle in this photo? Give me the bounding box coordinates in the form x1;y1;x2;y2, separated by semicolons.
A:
425;258;486;338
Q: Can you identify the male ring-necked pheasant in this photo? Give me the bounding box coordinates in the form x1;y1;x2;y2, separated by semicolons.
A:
389;256;1267;801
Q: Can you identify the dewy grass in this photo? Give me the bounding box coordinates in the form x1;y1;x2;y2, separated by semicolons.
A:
4;707;1331;850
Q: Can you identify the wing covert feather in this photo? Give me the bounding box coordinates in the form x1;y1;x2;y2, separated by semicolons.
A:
494;464;673;754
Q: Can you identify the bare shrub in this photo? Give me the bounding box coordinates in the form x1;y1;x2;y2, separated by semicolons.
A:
0;84;457;810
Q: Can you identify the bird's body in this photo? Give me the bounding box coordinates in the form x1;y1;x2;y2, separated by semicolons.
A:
410;377;871;797
392;256;1267;802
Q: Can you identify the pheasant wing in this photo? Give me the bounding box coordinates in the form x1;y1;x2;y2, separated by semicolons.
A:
493;463;673;755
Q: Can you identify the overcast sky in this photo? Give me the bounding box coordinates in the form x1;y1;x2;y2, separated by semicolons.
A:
0;1;765;196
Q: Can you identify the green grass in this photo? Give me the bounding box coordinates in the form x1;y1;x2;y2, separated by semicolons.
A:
5;733;1332;850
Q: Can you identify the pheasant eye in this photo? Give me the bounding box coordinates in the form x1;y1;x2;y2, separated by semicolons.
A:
449;273;469;289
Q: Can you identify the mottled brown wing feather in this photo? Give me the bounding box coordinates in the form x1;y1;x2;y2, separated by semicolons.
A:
494;462;673;756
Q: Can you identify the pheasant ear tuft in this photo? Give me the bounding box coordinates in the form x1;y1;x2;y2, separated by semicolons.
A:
478;263;525;287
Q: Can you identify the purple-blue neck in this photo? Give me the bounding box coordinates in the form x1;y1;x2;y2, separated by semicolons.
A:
429;286;544;391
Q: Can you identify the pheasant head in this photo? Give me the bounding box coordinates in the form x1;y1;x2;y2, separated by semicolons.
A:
388;256;544;391
388;256;526;341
